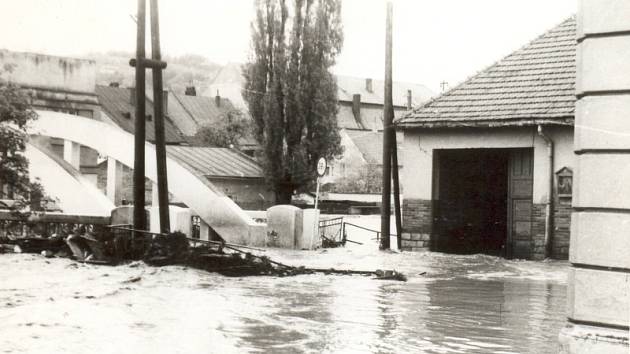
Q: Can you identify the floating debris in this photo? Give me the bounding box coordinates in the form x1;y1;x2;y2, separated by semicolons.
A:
1;227;408;282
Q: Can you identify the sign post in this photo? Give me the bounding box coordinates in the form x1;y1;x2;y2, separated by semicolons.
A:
310;157;327;249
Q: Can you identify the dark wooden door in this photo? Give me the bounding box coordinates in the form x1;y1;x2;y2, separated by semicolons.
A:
507;149;534;259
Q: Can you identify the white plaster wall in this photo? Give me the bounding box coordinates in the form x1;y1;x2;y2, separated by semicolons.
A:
578;0;630;38
0;50;96;93
402;126;575;204
575;95;630;150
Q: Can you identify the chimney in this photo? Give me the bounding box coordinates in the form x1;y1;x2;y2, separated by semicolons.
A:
406;89;412;110
215;90;221;107
162;90;169;114
365;78;373;93
185;86;197;96
129;87;136;106
352;94;361;125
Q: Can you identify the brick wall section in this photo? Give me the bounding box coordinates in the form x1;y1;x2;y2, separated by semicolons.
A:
530;202;571;260
402;198;433;251
531;203;546;260
552;200;571;259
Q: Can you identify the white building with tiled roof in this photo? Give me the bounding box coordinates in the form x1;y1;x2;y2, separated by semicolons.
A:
397;17;576;260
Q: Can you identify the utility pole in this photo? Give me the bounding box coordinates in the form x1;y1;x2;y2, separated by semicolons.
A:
380;1;393;250
149;0;170;233
392;132;402;250
131;0;170;244
132;0;147;241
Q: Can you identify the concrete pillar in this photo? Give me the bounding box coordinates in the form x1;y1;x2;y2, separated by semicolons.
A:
559;1;630;352
200;220;210;241
63;140;81;170
106;157;123;204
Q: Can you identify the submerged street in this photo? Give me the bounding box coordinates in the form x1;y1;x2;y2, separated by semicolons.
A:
0;216;567;354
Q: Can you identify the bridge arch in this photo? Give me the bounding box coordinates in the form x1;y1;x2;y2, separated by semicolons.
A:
28;111;265;246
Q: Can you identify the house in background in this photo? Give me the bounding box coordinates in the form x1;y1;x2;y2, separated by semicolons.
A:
204;63;248;110
397;17;575;260
205;65;435;196
335;75;434;131
0;49;100;119
168;146;274;210
166;86;259;156
94;83;272;209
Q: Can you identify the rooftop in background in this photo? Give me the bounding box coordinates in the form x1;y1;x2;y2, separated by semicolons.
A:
344;129;402;166
204;64;435;111
397;17;576;129
167;90;236;137
204;63;247;109
95;85;185;144
336;75;434;108
167;145;263;179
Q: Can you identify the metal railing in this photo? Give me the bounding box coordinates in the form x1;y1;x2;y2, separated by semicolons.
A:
319;216;345;247
0;211;111;239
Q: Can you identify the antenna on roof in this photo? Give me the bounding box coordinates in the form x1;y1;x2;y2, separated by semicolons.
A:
440;81;449;93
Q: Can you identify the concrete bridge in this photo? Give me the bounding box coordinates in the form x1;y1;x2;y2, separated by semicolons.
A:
27;110;265;246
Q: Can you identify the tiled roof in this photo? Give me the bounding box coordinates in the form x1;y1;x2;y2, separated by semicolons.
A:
397;17;576;129
167;92;236;136
167;146;263;179
95;85;185;144
336;105;362;130
345;129;402;166
336;75;435;108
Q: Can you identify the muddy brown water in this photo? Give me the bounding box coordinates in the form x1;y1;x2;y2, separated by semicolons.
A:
0;217;567;354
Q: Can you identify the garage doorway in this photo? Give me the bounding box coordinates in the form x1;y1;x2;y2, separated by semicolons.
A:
433;148;533;257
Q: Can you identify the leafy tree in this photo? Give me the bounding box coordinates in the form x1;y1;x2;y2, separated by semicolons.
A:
0;65;45;211
243;0;344;204
190;110;250;148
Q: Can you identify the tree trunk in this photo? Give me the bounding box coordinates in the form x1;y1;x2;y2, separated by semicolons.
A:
275;183;294;205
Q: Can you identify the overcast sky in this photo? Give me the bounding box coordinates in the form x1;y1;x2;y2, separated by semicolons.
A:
0;0;575;92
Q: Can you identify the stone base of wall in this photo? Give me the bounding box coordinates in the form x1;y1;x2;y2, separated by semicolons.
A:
401;232;431;251
402;198;433;252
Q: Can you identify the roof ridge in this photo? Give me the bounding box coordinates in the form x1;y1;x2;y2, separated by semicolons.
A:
397;15;577;127
398;15;576;124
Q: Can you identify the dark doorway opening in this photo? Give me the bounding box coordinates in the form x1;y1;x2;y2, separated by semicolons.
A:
434;149;510;256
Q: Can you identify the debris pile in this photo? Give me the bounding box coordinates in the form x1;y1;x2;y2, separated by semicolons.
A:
1;226;407;282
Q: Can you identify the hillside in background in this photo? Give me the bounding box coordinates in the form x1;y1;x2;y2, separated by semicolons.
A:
87;51;226;96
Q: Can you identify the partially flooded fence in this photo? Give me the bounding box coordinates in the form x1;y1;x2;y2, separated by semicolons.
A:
318;216;345;247
0;211;111;239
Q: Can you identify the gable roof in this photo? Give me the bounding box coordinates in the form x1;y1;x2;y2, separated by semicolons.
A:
344;129;402;166
95;85;185;144
166;146;263;179
397;17;576;129
336;75;435;108
167;92;236;136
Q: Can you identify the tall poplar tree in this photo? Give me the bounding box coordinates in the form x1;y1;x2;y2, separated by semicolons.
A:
243;0;344;204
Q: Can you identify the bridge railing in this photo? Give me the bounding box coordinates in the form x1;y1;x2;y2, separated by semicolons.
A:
0;211;111;239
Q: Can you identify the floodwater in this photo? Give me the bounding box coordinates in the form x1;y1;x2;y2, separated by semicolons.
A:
0;216;567;354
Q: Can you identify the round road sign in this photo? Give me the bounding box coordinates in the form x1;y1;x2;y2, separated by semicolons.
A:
316;157;327;177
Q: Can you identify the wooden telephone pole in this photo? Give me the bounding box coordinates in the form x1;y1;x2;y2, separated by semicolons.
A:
381;1;403;251
380;1;394;250
131;0;170;241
